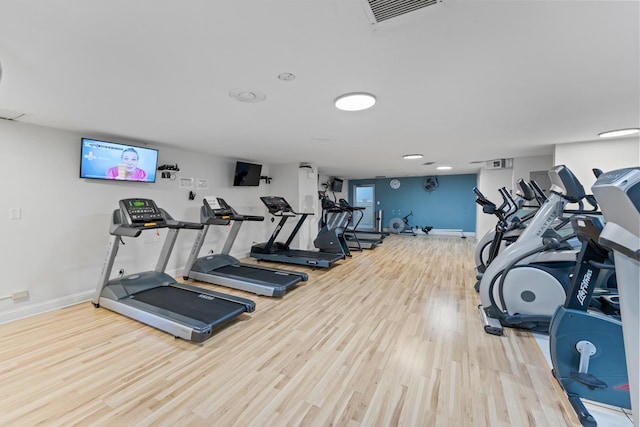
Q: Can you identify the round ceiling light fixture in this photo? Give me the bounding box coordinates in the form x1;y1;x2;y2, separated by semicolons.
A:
334;92;376;111
277;73;296;81
598;128;639;138
402;154;423;160
437;166;452;170
229;89;266;103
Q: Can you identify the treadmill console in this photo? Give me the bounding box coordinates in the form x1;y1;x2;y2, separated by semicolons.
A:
119;198;165;226
204;197;234;218
260;196;294;214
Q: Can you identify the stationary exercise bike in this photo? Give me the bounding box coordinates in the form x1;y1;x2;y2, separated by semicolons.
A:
550;215;627;427
389;211;417;235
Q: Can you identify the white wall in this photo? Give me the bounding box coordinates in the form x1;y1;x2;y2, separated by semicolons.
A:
511;155;554;191
298;165;320;250
475;139;639;243
0;120;279;323
554;137;640;193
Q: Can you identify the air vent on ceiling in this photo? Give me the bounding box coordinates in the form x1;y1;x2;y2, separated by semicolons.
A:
486;158;514;170
364;0;444;24
422;161;435;165
0;108;25;121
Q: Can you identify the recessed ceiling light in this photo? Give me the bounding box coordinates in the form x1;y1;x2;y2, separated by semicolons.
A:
437;166;452;170
334;93;376;111
277;73;296;81
229;88;266;103
402;154;423;160
598;128;639;138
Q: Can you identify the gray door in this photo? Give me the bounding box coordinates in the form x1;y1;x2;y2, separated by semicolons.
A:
353;184;375;230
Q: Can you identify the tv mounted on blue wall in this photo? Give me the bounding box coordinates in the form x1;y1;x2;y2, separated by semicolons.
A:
80;138;158;183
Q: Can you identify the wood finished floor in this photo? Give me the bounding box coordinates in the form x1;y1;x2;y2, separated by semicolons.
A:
0;235;578;426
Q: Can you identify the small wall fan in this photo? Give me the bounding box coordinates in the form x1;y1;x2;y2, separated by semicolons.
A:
424;176;439;192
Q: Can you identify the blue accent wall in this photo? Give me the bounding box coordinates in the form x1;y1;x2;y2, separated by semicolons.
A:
349;174;478;232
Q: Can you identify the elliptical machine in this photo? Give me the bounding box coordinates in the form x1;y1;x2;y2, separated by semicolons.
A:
473;186;520;291
474;180;542;282
478;165;598;336
549;215;627;427
592;167;640;427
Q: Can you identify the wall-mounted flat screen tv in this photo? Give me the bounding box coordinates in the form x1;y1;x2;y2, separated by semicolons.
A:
233;161;262;186
80;138;158;183
331;178;344;192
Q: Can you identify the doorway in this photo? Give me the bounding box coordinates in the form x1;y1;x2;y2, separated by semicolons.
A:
353;184;376;231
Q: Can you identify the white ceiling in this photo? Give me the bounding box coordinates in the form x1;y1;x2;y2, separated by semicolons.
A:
0;0;638;179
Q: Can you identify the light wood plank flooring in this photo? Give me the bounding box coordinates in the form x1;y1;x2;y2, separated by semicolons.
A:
0;235;578;426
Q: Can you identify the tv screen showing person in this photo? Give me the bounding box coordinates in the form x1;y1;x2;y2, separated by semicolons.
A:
105;148;147;181
80;138;158;182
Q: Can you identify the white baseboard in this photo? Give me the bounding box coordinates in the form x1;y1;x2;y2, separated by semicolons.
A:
384;227;475;238
429;229;475;238
0;290;95;325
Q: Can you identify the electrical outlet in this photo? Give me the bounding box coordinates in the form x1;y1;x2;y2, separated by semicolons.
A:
11;290;29;300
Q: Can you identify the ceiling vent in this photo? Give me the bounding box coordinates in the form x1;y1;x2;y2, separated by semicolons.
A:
0;108;25;121
364;0;444;24
486;159;513;170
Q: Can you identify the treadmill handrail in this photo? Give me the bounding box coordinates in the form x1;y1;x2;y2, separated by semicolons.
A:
271;209;312;217
166;219;205;230
259;196;314;216
203;197;266;223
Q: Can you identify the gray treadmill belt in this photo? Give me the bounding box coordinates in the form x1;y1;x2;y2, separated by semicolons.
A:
131;286;246;324
216;265;300;286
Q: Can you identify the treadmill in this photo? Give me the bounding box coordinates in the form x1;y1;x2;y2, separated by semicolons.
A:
92;198;256;342
183;197;308;297
339;199;388;242
338;199;381;250
251;196;345;268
